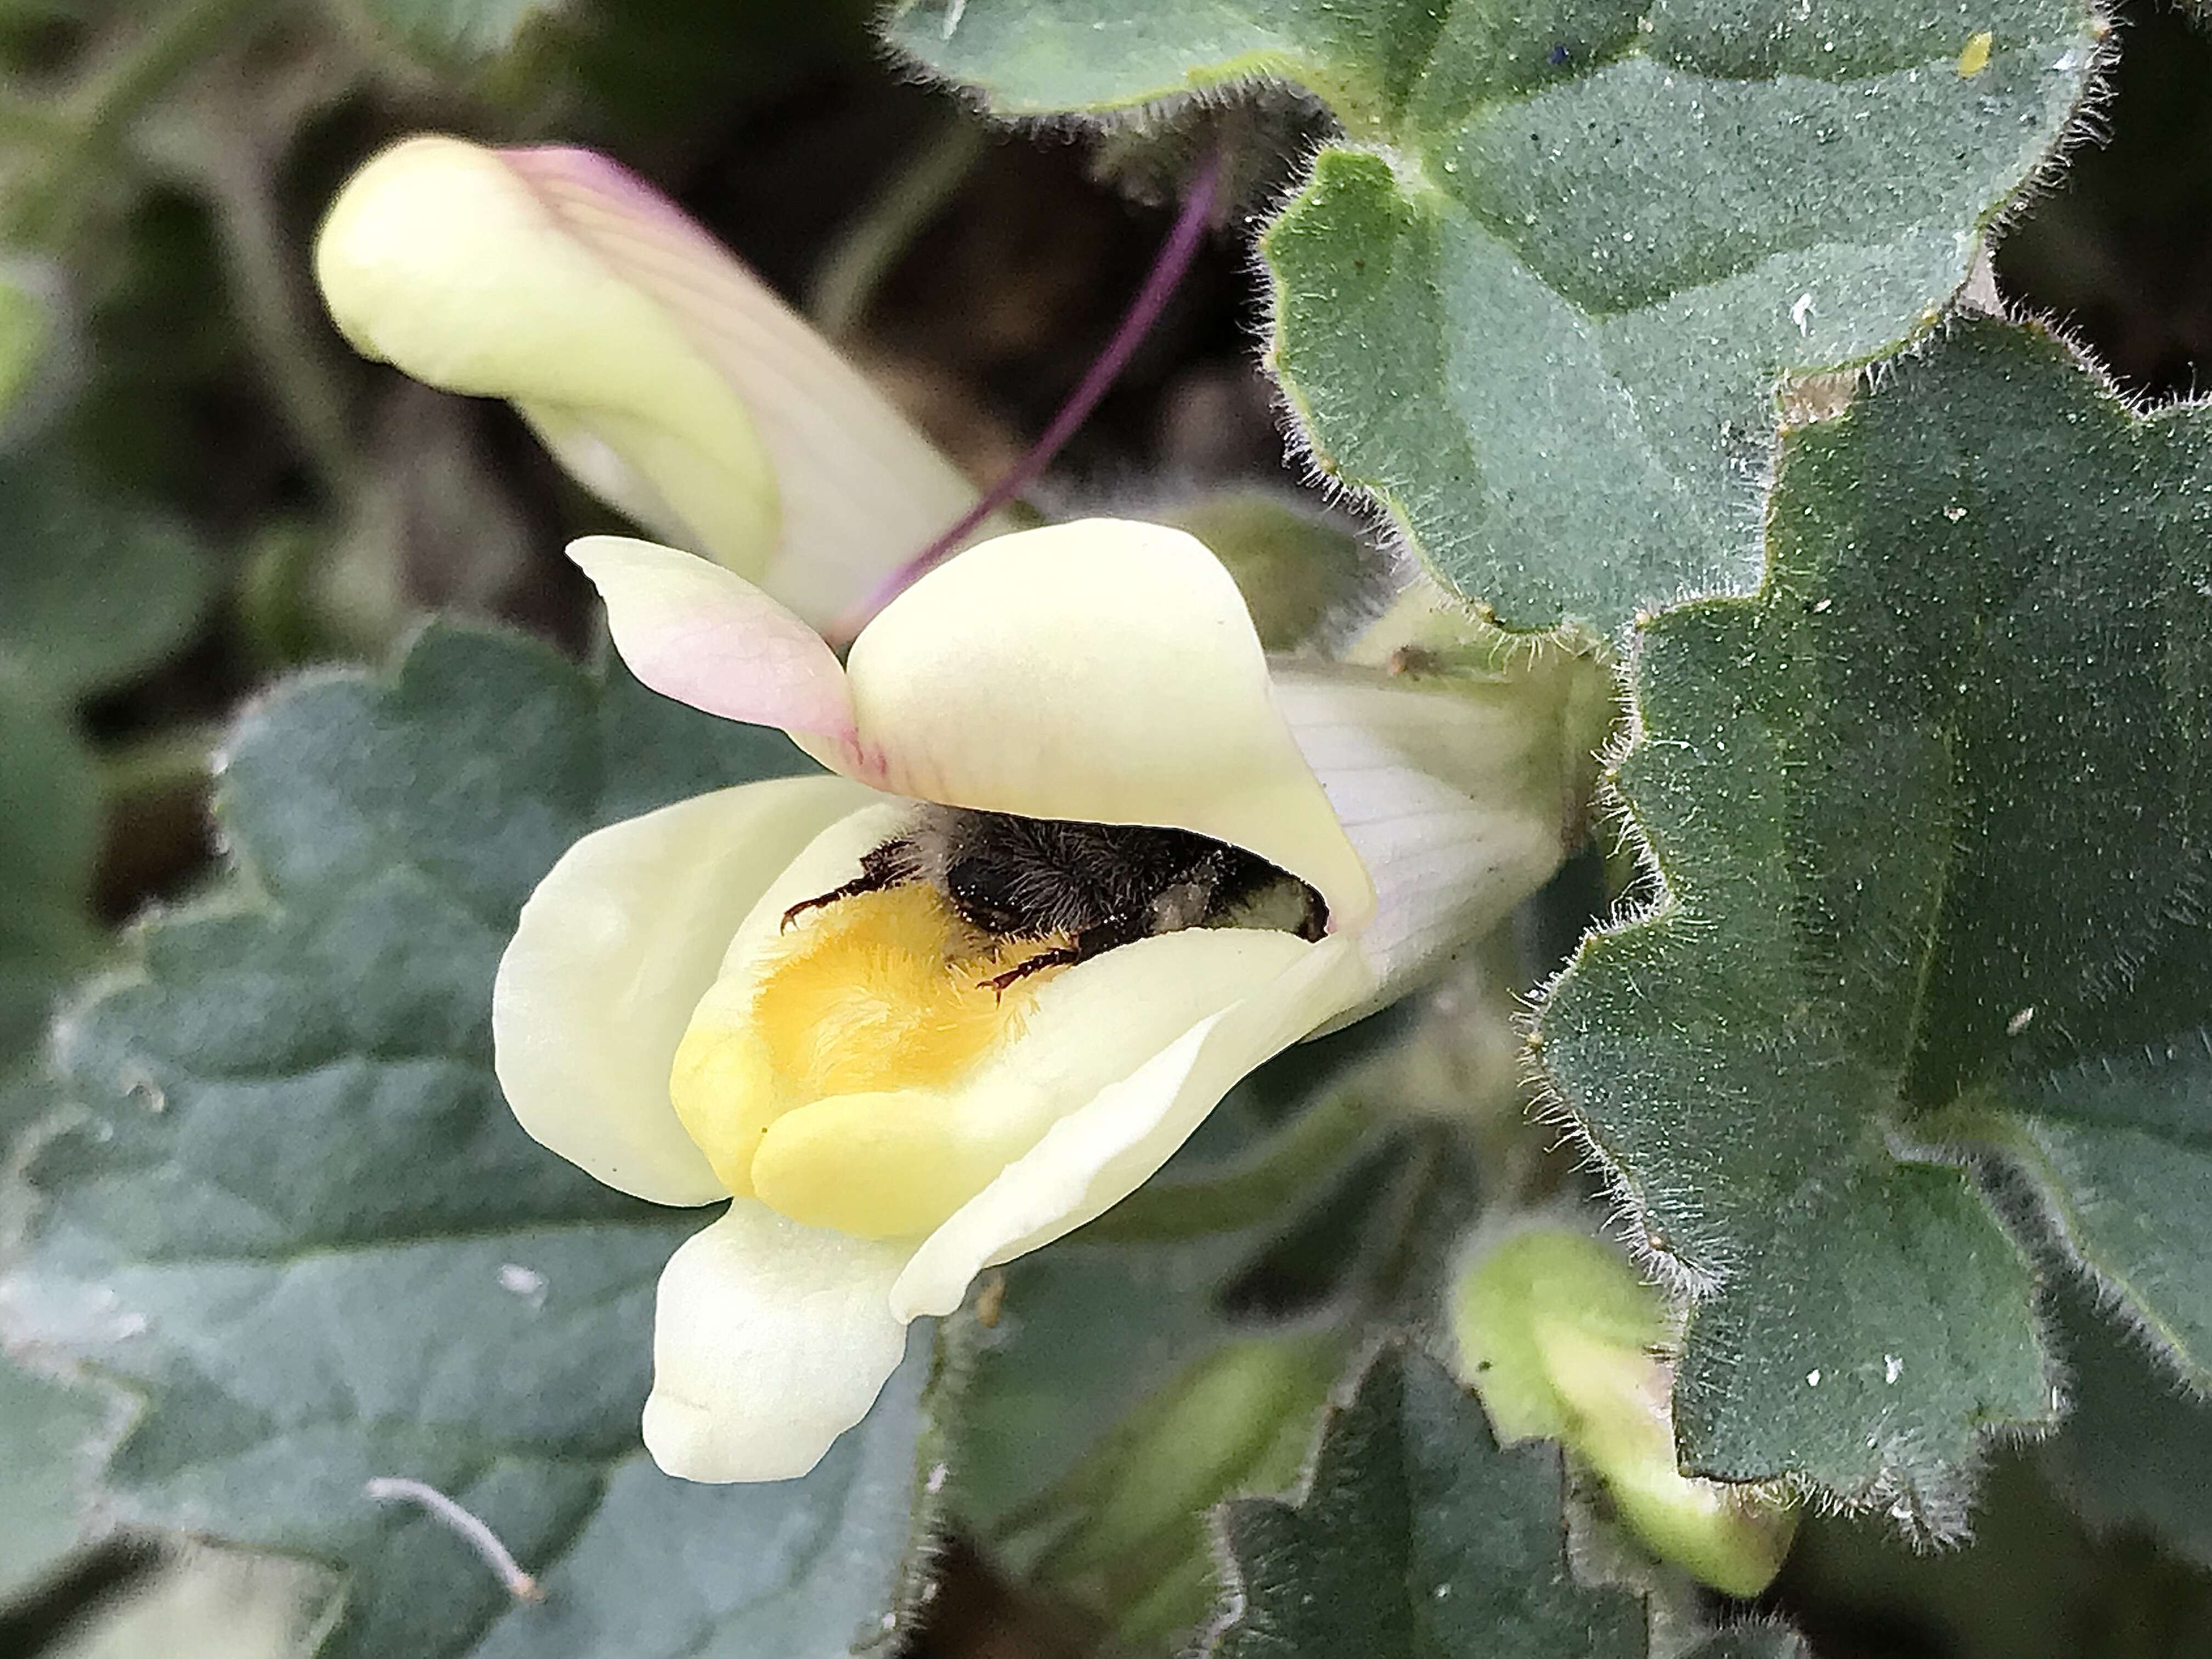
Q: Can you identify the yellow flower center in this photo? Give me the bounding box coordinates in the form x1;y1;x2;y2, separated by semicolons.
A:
668;882;1057;1209
754;885;1034;1095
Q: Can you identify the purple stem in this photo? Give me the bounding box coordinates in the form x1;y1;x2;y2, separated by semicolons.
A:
834;146;1226;641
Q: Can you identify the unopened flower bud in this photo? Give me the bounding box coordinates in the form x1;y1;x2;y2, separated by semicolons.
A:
315;136;991;626
1451;1226;1797;1596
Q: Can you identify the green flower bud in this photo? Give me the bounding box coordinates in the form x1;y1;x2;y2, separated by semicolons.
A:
1452;1226;1798;1597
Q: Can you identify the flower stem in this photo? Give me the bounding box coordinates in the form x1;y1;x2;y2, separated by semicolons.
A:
190;131;362;500
831;144;1225;642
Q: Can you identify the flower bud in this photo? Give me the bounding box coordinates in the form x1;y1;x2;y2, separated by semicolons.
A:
314;136;989;626
1451;1226;1797;1596
0;270;48;419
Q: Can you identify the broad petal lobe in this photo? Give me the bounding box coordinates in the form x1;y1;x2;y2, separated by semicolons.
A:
890;933;1374;1319
569;535;860;746
749;926;1325;1240
643;1201;912;1482
843;521;1375;924
493;776;872;1205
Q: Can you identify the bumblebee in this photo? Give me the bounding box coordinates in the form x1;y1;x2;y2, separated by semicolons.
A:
783;805;1327;992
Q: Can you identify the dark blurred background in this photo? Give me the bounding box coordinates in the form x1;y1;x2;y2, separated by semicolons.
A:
3;0;2212;1652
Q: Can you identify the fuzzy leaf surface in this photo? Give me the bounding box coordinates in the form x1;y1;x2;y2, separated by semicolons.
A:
1209;1346;1645;1658
0;625;953;1659
0;1359;111;1605
1974;1029;2212;1382
1540;318;2212;1521
890;0;2097;630
1683;1632;1812;1659
0;547;132;1600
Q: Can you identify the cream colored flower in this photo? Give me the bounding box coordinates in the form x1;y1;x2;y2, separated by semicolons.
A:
494;518;1571;1481
313;134;997;628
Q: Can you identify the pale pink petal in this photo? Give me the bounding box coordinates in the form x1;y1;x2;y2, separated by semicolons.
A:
315;136;996;626
501;145;997;623
569;535;860;747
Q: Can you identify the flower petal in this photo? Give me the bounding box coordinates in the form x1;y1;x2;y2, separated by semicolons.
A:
569;535;859;745
493;775;873;1205
751;924;1327;1240
642;1201;912;1482
315;136;986;625
1271;668;1575;1011
844;520;1375;925
664;799;915;1195
890;932;1374;1319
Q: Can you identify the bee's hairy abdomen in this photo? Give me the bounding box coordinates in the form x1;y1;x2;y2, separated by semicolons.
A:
916;806;1318;941
781;804;1328;974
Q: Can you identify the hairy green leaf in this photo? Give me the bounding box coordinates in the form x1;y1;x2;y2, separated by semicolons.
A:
0;443;214;1609
0;516;121;1605
42;1549;324;1659
1541;317;2212;1524
890;0;2099;630
1683;1630;1812;1659
1208;1345;1645;1658
0;1359;112;1605
1971;1039;2212;1383
0;625;956;1658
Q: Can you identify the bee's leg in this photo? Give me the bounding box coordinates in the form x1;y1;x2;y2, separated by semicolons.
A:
781;838;918;930
979;911;1150;996
1293;879;1328;941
